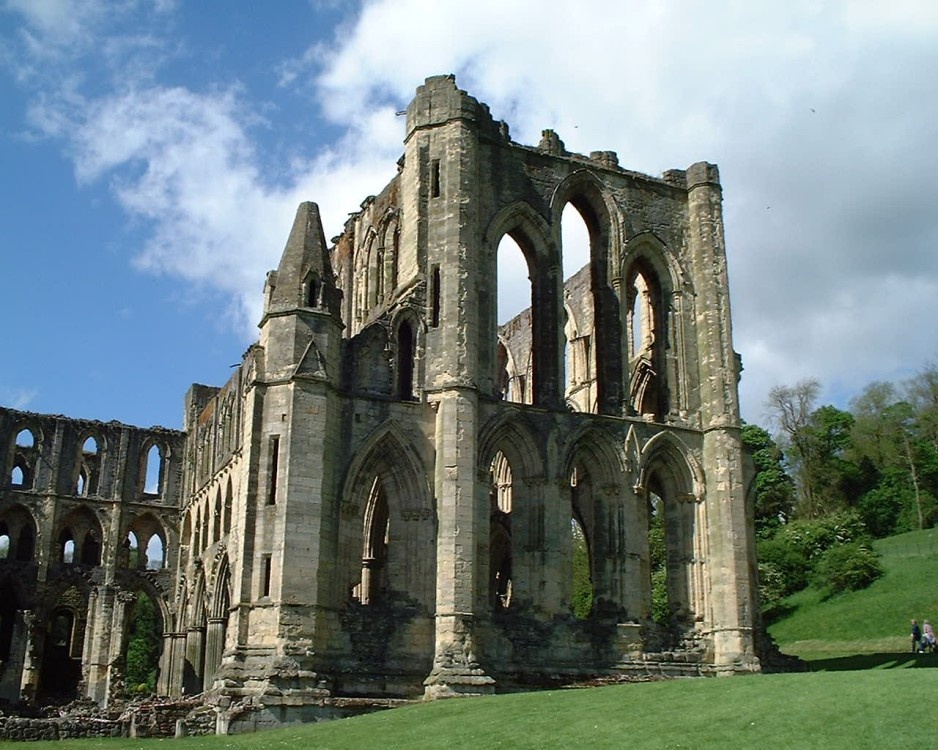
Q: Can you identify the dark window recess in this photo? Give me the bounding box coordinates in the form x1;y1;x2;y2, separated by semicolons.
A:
268;436;280;505
262;555;272;597
430;265;441;327
431;159;441;198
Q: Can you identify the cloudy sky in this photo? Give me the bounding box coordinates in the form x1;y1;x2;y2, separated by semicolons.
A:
1;0;936;429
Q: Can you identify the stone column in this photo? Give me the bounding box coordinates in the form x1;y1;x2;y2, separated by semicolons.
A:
19;610;39;704
203;617;226;689
424;391;494;698
184;626;205;694
684;162;758;671
156;632;175;695
170;632;188;695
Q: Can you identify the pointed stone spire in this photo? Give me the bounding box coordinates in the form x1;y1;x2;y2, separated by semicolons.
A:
265;202;341;317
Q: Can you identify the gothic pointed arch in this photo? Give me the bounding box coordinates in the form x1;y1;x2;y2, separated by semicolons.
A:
484;200;561;408
477;412;545;482
550;169;624;415
390;306;424;401
339;421;434;610
637;431;708;628
622;232;691;419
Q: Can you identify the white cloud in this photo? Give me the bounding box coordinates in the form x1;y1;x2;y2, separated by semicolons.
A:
4;0;937;423
0;386;38;410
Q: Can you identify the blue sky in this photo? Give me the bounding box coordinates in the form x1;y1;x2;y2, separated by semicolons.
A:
2;0;937;430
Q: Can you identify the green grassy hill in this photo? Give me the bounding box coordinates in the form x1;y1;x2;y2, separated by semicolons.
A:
769;527;938;664
25;530;938;749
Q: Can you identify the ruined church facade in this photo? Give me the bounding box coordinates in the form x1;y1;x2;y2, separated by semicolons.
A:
0;76;760;725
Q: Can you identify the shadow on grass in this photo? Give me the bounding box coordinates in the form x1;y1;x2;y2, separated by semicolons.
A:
809;652;938;671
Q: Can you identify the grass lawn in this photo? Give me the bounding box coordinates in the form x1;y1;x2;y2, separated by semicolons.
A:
21;530;938;748
17;670;938;750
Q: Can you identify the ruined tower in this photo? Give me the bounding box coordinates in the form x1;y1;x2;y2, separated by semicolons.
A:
0;75;760;729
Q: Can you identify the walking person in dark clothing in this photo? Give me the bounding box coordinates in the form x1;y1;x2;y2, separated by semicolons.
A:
912;619;922;652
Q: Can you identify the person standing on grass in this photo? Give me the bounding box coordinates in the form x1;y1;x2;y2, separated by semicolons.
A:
923;620;936;652
911;619;922;652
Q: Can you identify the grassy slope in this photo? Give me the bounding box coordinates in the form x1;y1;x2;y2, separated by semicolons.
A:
769;528;938;659
21;672;938;750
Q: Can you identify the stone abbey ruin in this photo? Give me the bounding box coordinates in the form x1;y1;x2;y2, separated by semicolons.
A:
0;76;763;731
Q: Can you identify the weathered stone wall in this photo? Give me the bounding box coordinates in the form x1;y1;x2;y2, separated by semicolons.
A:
0;409;182;706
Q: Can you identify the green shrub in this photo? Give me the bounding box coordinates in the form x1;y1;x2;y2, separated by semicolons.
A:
757;561;790;620
757;537;810;595
810;542;883;595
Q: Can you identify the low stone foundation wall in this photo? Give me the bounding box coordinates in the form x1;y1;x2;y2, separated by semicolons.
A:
0;696;214;742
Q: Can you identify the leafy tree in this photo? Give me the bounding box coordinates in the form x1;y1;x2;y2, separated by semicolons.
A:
810;542;883;596
741;423;795;535
125;592;161;694
766;380;821;516
766;382;869;518
851;381;938;533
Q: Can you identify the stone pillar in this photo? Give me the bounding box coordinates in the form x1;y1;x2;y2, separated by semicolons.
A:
170;632;188;695
184;627;205;694
102;590;135;706
203;618;226;688
19;610;39;704
684;162;758;671
540;478;568;614
424;391;494;698
156;632;175;695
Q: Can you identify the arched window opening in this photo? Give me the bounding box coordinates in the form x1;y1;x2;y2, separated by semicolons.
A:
50;610;75;651
496;233;533;405
0;533;9;560
306;274;319;307
359;479;389;605
123;591;162;695
195;507;205;555
223;479;232;536
212;491;222;545
143;444;163;495
396;320;416;401
561;202;595;414
82;436;98;455
61;531;75;564
17;525;34;561
386;223;399;295
627;264;666;419
76;467;88;496
10;456;30;488
630;271;652;358
81;530;101;566
126;531;140;568
571;515;593;619
188;509;198;552
15;429;35;448
497;234;530;327
489;451;513;610
376;247;385;300
146;534;165;570
40;605;83;703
